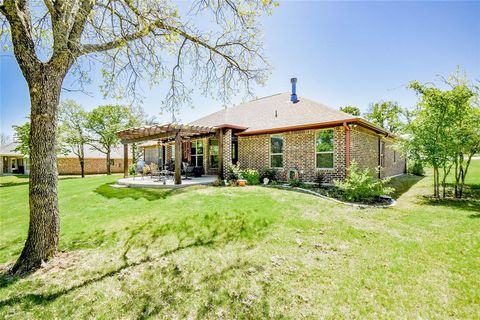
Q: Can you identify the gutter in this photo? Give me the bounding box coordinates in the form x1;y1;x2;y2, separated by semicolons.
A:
235;118;392;137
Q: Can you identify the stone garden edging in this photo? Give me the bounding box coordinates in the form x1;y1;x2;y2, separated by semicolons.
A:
263;184;397;209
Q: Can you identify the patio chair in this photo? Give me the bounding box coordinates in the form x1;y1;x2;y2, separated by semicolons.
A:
135;160;146;179
182;162;194;180
150;163;161;181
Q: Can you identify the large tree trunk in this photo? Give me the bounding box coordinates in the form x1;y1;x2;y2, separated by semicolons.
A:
12;66;65;275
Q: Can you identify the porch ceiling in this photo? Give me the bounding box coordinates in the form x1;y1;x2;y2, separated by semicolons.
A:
117;123;218;144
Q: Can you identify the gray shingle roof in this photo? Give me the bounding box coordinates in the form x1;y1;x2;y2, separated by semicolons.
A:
190;92;356;133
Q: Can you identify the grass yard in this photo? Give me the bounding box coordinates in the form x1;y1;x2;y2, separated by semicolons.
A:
0;162;479;319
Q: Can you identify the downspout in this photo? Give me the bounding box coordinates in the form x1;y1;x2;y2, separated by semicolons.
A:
378;137;381;179
343;122;351;177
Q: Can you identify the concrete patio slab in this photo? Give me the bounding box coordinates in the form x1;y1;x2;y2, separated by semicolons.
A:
117;175;217;189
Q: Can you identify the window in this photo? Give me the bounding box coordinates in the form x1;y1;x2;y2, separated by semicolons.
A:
316;129;334;169
170;145;175;161
209;139;219;168
270;135;284;168
190;140;204;167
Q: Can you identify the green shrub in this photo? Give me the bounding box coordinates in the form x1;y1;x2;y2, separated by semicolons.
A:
128;164;136;175
260;167;278;182
334;161;393;202
212;178;223;187
288;179;304;188
315;171;324;187
408;161;424;176
226;163;243;181
243;168;260;185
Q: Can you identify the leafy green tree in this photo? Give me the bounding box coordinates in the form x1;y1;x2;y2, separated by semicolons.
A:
12;123;31;157
58;100;89;178
403;72;477;198
340;106;361;116
364;101;403;133
13;121;67;157
1;0;275;274
85;105;137;175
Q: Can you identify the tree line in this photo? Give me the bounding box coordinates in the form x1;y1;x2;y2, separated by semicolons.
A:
340;70;480;199
12;101;148;177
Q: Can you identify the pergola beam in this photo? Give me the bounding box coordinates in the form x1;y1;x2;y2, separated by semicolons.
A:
117;123;217;144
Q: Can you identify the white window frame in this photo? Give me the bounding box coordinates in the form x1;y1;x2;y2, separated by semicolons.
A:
269;134;284;168
209;139;219;169
191;139;204;167
315;129;335;170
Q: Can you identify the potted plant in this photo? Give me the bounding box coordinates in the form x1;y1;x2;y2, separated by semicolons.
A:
237;178;247;187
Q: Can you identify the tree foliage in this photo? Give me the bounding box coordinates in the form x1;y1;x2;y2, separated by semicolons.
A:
12;123;31;157
85;105;137;175
0;0;275;274
402;71;479;198
13;121;67;157
58;100;89;177
364;101;403;133
340;105;360;116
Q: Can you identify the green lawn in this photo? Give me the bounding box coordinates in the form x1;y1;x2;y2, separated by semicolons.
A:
0;162;479;319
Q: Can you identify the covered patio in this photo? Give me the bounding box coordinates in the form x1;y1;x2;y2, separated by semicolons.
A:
117;123;232;185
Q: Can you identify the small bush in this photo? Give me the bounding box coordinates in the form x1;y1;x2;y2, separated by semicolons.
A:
260;167;278;182
288;179;304;188
408;161;424;176
315;171;324;187
334;161;393;202
243;169;260;185
212;178;223;187
128;164;136;175
226;163;243;181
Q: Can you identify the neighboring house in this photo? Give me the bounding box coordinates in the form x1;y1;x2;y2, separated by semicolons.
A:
136;79;406;182
0;142;130;175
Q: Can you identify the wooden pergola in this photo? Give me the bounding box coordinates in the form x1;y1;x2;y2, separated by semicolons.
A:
117;123;219;184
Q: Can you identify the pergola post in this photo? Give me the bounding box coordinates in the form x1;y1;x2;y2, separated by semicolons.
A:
174;130;182;184
123;143;128;178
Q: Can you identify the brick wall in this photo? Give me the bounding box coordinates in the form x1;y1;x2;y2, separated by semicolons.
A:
238;134;269;170
350;126;379;174
222;129;233;177
238;126;346;182
57;157;131;175
350;126;405;178
381;139;406;178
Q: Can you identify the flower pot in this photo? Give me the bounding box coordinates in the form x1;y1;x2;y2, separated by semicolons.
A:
237;179;247;187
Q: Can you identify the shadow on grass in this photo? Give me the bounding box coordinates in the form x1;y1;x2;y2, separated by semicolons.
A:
469;213;480;219
0;211;273;312
419;197;480;213
386;174;424;199
417;182;480;213
0;176;81;188
94;183;185;201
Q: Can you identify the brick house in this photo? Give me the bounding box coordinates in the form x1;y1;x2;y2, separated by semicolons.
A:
0;141;129;175
131;79;405;183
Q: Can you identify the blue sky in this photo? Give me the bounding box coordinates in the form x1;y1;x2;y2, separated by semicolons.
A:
1;1;479;138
